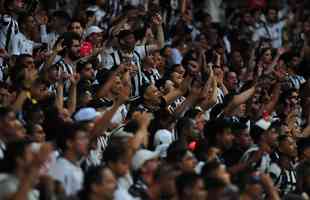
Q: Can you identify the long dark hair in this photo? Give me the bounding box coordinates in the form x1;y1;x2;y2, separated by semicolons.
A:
0;139;32;173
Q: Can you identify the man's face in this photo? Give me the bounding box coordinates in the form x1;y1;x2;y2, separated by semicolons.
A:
267;9;277;23
72;130;89;157
266;128;279;148
144;84;162;106
81;63;95;80
120;34;136;51
194;113;205;133
1;111;26;140
220;128;235;150
95;168;117;200
0;87;11;106
226;72;238;90
243;13;253;25
22;56;35;70
69;39;81;60
279;137;297;158
235;129;253;148
48;68;60;82
143;55;156;69
110;76;123;96
70;22;84;37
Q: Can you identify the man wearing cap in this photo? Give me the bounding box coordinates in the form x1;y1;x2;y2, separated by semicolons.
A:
80;26;104;57
129;149;160;200
101;14;164;101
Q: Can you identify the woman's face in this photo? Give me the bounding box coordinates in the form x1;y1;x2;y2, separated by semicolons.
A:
174;65;186;76
262;49;272;64
171;71;184;87
32;124;46;143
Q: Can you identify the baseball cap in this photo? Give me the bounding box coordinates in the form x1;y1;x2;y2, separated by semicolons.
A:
131;149;159;171
85;26;103;38
154;129;173;147
73;107;100;122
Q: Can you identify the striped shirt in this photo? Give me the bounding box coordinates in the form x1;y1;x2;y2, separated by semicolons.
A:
288;75;306;90
142;68;161;85
240;145;272;173
269;160;297;196
55;58;74;96
102;45;152;101
0;14;19;51
86;135;109;168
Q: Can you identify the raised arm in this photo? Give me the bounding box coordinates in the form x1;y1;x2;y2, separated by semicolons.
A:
129;111;152;151
224;86;256;115
91;84;130;138
163;74;192;105
67;74;80;115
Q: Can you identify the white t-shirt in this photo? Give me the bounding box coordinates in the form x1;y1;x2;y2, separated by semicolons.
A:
114;177;138;200
253;21;286;48
48;157;84;196
0;174;39;200
9;32;36;56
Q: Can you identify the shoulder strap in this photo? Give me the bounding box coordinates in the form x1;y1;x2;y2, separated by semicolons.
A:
262;23;272;39
110;52;117;67
5;20;14;51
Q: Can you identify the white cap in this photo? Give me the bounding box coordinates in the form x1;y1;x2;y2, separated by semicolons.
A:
74;107;100;122
255;118;271;130
85;26;103;38
131;149;159;171
154;129;173;147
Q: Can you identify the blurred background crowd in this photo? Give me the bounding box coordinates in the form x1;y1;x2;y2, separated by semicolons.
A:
1;0;310;199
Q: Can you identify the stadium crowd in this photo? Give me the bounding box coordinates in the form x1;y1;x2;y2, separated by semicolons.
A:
1;0;310;199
